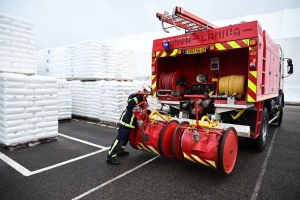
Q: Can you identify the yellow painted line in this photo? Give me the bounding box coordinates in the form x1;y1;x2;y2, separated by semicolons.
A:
227;41;241;49
248;79;257;94
215;43;226;51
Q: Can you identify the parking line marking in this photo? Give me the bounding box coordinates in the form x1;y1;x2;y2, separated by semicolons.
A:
72;155;160;200
0;133;110;176
251;127;278;200
58;133;107;149
29;148;110;176
0;152;31;176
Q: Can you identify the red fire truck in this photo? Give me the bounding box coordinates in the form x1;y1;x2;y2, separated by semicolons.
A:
129;6;293;175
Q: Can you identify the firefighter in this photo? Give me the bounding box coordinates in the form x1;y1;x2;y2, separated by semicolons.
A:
106;88;149;165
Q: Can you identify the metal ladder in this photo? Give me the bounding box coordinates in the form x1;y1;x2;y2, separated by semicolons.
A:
156;6;217;33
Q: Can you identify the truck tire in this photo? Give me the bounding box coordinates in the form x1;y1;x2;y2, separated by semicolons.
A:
246;107;269;151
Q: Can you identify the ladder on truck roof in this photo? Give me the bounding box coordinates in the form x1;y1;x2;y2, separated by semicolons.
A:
156;6;217;34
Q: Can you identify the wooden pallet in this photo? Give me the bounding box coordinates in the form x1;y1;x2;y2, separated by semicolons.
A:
0;71;35;76
1;136;58;151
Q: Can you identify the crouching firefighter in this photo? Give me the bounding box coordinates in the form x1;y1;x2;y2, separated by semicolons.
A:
106;88;150;165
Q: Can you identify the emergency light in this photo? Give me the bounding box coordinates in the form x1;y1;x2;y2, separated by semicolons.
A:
163;41;170;51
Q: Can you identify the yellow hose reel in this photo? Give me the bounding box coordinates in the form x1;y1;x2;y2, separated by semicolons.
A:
219;75;245;96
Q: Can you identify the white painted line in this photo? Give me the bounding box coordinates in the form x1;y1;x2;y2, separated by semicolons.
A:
0;152;31;176
58;133;107;149
29;148;110;176
86;122;97;125
72;119;79;121
251;127;278;200
72;155;160;200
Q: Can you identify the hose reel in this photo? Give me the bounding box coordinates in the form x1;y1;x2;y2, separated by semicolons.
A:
219;75;245;96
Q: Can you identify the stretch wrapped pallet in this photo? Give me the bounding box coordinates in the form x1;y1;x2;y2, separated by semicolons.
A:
0;73;58;146
0;12;36;74
65;40;116;79
57;79;72;120
36;48;65;78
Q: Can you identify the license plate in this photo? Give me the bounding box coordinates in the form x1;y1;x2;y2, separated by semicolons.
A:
187;47;206;54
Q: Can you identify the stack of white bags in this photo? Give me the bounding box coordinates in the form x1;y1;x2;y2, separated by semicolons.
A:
98;81;138;122
69;80;139;123
36;47;65;78
115;49;135;80
135;80;161;111
65;40;117;79
0;12;36;74
69;81;84;116
57;79;72;120
0;73;58;146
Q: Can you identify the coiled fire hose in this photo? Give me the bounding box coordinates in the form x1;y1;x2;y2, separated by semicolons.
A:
219;75;245;96
159;72;175;89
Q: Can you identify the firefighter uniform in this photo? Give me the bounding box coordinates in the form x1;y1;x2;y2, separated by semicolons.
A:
106;93;144;165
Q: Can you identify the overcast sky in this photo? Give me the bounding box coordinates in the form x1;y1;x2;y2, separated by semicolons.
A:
1;0;300;50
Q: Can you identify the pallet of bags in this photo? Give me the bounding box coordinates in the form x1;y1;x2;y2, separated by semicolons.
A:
0;12;36;74
36;47;65;78
0;73;58;148
57;79;72;120
98;81;138;123
69;80;84;116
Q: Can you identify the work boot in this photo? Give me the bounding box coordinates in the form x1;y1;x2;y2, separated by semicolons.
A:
117;147;129;156
106;156;121;165
106;139;126;165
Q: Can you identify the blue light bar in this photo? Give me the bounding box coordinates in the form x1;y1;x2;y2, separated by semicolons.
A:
163;41;170;51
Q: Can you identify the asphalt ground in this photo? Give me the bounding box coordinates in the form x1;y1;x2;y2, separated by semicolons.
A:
0;105;299;200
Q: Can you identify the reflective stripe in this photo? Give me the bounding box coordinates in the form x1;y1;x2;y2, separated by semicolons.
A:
215;43;226;50
133;97;138;104
170;49;178;56
161;51;167;57
120;120;135;128
108;139;119;156
191;154;209;167
156;51;160;57
183;152;195;162
147;145;159;154
206;160;216;168
242;39;250;46
248;79;257;94
119;109;135;128
138;143;152;153
248;94;255;102
227;41;241;49
250;71;257;78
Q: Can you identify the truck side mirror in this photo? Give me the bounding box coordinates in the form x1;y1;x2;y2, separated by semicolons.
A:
287;59;293;74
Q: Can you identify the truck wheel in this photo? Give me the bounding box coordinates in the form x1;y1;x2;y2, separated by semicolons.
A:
246;107;269;151
129;128;139;149
172;121;189;162
158;120;179;158
219;127;238;175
